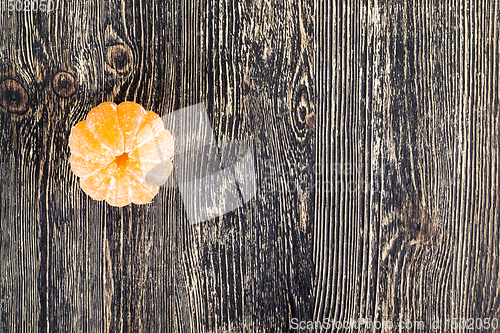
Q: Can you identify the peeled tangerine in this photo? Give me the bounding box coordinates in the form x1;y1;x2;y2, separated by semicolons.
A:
69;101;174;207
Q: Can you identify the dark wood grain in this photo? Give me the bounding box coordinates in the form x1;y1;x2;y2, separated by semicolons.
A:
316;0;500;332
0;0;314;332
1;0;499;332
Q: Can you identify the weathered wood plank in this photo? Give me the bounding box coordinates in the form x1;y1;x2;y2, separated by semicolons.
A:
0;0;315;332
316;0;500;331
2;0;499;331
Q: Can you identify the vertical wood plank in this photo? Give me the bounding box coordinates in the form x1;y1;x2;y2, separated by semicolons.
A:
2;0;498;331
315;0;500;331
1;0;315;331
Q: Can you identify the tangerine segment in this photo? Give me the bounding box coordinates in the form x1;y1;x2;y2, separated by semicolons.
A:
116;102;146;152
125;159;160;179
80;163;117;200
134;111;165;148
70;154;109;178
88;177;113;201
106;167;132;207
129;174;160;204
144;160;174;187
104;167;159;206
129;129;174;162
86;102;125;155
69;121;114;164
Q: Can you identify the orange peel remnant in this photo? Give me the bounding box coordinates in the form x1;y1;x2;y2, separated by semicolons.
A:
69;101;174;207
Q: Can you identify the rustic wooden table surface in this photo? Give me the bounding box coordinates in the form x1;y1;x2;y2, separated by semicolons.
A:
0;0;499;332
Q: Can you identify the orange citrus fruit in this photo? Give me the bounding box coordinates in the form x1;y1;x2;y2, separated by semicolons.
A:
69;101;174;207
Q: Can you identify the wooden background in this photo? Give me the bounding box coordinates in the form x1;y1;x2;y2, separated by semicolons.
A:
0;0;498;332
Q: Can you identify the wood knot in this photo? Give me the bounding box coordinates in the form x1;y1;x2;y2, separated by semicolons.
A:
242;79;251;96
291;83;314;134
0;78;29;114
107;44;133;74
400;202;435;244
52;71;77;98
